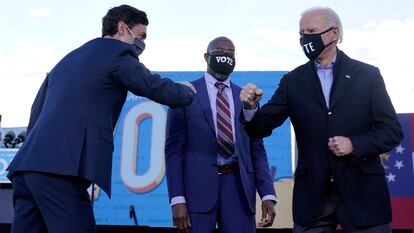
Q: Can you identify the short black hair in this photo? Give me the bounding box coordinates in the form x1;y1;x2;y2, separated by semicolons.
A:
102;4;149;37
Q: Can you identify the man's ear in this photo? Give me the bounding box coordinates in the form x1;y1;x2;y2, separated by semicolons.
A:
333;27;340;42
204;53;209;62
117;21;127;36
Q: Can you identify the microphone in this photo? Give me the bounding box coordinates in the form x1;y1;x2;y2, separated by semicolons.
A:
13;131;26;146
3;131;16;148
129;204;138;226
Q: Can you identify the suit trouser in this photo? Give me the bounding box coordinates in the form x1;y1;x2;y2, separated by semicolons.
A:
188;172;256;233
11;172;95;233
293;180;390;233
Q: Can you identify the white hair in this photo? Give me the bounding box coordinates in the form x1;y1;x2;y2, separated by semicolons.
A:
301;7;343;43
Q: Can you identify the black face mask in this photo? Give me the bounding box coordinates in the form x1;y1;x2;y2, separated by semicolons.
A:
132;38;145;56
299;27;334;60
208;53;236;76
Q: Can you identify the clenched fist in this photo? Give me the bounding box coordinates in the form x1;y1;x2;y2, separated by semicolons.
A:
328;136;354;156
240;83;263;110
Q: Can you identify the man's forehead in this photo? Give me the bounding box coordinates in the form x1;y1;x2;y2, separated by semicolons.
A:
300;12;326;27
210;40;234;50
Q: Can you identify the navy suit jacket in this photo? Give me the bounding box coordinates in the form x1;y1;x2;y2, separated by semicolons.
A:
242;50;403;226
7;38;194;197
165;76;275;214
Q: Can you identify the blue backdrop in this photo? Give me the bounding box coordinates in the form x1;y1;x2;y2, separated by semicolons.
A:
93;71;292;226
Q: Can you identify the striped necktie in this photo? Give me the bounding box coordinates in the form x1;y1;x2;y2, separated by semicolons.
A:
215;82;235;158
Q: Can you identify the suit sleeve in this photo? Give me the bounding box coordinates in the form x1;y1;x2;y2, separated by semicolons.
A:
350;68;403;158
250;138;276;199
27;75;49;135
241;74;290;138
165;107;187;202
112;54;194;108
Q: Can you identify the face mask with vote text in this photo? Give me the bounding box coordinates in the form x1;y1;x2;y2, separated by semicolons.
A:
208;53;236;76
299;27;334;60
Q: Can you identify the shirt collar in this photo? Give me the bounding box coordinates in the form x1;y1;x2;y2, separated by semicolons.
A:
204;72;231;89
315;53;337;69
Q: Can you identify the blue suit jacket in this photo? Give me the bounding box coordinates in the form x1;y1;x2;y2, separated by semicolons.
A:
7;38;194;197
242;50;403;226
165;76;275;213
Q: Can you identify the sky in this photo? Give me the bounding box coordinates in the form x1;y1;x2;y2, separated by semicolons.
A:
0;0;413;127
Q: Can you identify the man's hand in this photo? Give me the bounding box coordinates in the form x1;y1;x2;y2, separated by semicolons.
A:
240;83;263;110
180;81;197;94
172;203;191;233
328;136;354;156
257;200;276;227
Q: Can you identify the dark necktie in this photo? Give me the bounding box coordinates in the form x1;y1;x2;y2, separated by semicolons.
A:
215;82;235;158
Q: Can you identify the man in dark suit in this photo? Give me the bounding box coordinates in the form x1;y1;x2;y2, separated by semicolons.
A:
6;5;195;233
165;37;276;233
240;7;403;233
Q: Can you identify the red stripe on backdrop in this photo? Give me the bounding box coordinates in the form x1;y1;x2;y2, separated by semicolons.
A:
391;197;414;230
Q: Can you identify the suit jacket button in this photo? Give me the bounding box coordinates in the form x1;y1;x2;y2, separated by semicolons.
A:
328;111;332;115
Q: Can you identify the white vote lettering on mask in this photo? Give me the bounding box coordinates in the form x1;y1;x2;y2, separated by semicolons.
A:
303;42;315;53
215;56;234;66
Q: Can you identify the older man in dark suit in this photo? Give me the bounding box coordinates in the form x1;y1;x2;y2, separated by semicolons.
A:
240;7;403;233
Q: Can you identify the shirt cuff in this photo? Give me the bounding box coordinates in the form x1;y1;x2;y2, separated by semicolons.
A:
262;194;277;203
242;107;258;122
171;196;186;206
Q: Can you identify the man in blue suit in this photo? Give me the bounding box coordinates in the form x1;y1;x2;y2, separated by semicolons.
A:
7;5;195;233
240;7;403;233
165;37;276;233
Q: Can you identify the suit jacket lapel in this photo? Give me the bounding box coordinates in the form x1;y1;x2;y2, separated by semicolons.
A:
329;51;358;110
230;82;242;138
299;62;327;110
195;77;216;136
